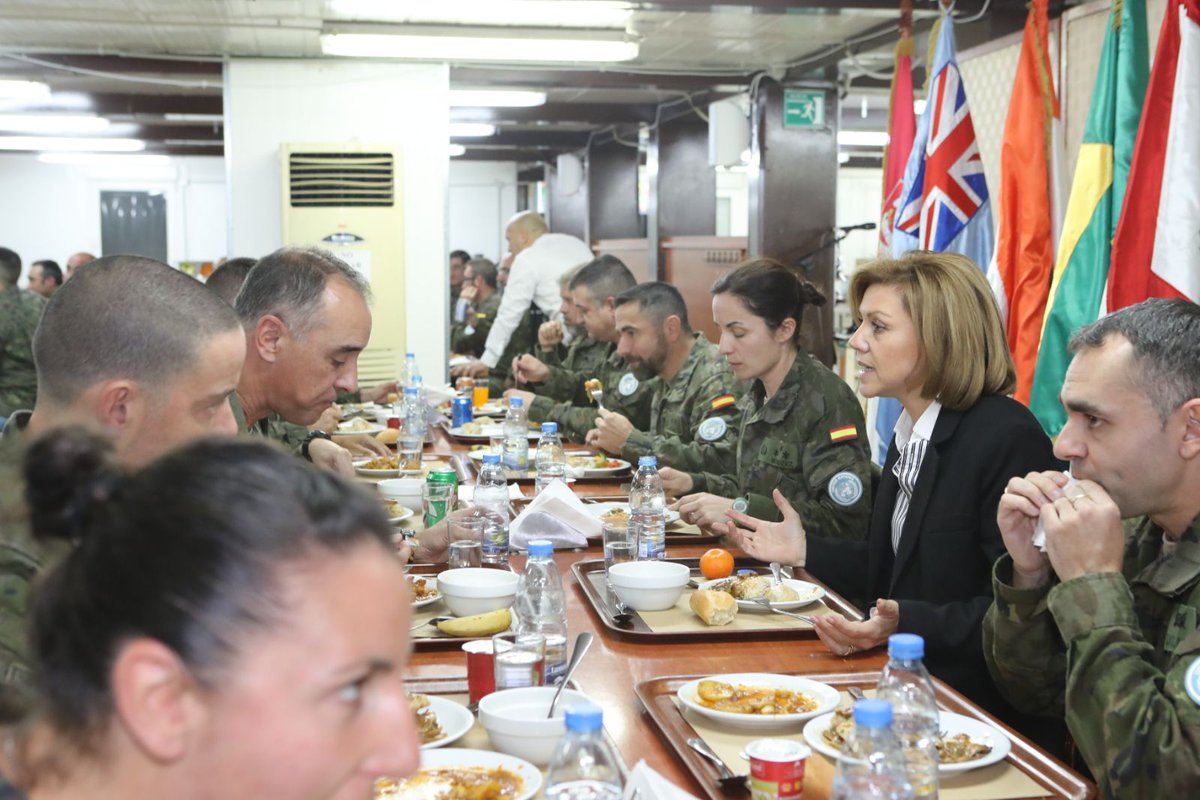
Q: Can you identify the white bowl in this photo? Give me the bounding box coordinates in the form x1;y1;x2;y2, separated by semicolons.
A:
478;687;593;765
376;477;424;507
607;560;690;611
436;568;520;617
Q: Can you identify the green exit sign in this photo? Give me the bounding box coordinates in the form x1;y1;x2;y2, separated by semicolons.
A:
784;90;826;128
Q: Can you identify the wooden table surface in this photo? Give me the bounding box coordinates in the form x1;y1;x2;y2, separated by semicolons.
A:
401;424;1091;799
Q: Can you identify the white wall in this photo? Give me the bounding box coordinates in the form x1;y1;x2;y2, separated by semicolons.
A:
225;58;449;382
448;160;518;263
0;153;226;282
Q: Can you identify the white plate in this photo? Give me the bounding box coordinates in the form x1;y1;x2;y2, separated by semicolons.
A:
420;696;474;750
389;506;415;525
584;502;681;527
695;578;826;611
334;421;386;436
565;456;632;476
378;748;542;800
803;709;1011;774
677;673;840;731
356;458;402;478
407;575;440;608
475;401;506;416
448;424;540;441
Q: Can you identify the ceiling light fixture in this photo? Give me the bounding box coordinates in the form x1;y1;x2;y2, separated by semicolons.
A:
38;152;171;166
837;130;890;147
448;122;496;137
449;90;546;108
164;113;225;123
0;114;110;134
0;136;145;152
0;80;50;100
328;0;634;29
321;25;639;63
448;144;466;157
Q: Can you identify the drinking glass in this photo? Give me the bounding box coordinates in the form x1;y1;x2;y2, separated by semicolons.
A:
448;517;486;569
602;523;636;575
492;631;546;690
398;434;422;471
473;381;490;409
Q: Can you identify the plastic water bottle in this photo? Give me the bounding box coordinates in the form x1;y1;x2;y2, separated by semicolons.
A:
473;453;510;566
630;455;666;560
513;540;568;683
545;704;623;800
502;397;530;473
831;700;914;800
535;422;567;495
402;351;421;391
401;386;426;453
876;634;940;799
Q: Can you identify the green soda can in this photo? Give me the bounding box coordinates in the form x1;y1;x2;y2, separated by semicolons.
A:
423;469;459;528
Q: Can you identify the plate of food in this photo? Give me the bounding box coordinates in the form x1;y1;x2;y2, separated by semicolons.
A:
406;575;439;608
584;502;681;528
375;748;542;800
334;418;386;437
565;453;631;476
696;574;825;611
475;400;506;416
448;420;541;441
412;694;474;750
356;455;403;477
385;499;415;525
677;673;840;731
803;707;1011;774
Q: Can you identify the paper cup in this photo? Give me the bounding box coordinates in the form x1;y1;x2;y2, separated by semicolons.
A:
747;738;810;800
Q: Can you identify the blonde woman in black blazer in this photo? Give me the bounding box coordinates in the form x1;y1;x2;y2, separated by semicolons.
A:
721;251;1059;716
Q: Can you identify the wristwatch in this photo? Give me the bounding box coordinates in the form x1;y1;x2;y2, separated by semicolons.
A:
301;429;332;461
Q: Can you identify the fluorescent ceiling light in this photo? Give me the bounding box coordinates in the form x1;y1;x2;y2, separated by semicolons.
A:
837;130;890;147
448;144;466;157
321;26;639;63
0;80;50;100
449;90;546;108
38;152;171;166
449;122;496;137
0;114;110;134
838;151;851;164
0;136;144;152
164;113;224;123
328;0;634;29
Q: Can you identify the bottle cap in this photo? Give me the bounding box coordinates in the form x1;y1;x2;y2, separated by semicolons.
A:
482;453;500;464
404;387;419;396
563;703;604;732
510;397;524;407
406;352;415;357
638;455;658;468
526;540;554;557
541;422;558;434
852;699;893;729
888;633;925;660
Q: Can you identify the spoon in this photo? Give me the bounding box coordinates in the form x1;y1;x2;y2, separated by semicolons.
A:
411;615;453;630
687;737;746;789
547;632;594;717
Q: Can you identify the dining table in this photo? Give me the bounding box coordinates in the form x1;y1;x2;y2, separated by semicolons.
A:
381;420;1096;800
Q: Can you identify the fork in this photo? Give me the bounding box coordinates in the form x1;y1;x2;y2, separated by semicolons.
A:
747;595;816;624
591;389;605;411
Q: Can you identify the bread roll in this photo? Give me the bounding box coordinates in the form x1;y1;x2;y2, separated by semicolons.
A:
690;589;738;626
376;428;400;445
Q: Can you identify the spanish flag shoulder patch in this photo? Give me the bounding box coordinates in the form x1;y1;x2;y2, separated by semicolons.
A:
829;424;859;443
710;394;736;410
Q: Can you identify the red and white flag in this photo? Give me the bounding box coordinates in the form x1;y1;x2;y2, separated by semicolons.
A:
1109;0;1200;308
879;34;916;255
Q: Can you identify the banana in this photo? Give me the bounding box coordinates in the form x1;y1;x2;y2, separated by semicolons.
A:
436;607;512;637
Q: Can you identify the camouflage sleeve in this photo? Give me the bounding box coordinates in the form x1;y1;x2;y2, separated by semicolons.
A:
267;417;311;457
533;364;590;404
0;548;36;706
451;312;495;357
539;343;567;368
981;554;1067;717
1047;572;1200;797
687;470;740;501
622;377;740;475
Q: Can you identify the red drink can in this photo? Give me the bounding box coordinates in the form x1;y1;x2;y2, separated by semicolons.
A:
746;739;810;800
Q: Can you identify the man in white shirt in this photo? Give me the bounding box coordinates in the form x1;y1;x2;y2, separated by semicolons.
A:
453;212;592;379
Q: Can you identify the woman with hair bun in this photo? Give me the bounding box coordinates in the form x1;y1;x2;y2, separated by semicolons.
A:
662;258;873;540
725;251;1059;718
3;430;420;799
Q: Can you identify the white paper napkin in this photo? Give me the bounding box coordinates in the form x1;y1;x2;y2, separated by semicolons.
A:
1032;469;1076;552
623;760;701;800
423;383;458;408
509;479;598;549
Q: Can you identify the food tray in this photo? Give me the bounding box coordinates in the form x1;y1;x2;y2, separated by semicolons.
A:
571;558;863;641
634;671;1093;800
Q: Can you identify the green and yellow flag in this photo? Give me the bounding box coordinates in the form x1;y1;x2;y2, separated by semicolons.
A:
1029;0;1148;436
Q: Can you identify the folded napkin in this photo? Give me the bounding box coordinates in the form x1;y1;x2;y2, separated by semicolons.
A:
457;483;525;503
423;383;458;408
623;760;701;800
1032;469;1076;552
509;479;598;550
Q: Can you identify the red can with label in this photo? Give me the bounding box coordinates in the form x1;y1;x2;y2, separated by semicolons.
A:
746;739;811;800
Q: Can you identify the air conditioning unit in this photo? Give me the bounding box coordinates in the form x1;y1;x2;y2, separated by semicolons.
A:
281;144;404;386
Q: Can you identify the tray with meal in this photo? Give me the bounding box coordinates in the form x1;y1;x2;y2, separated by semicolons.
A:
636;671;1093;800
406;566;518;651
447;418;542;441
463;448;630;481
571;557;861;640
581;502;722;545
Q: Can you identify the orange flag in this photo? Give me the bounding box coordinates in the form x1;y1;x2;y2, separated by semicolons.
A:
988;0;1060;405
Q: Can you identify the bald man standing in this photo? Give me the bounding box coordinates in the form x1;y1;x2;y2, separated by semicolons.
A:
63;251;96;281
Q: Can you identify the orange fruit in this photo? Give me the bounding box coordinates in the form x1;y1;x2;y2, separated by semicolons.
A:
700;548;735;580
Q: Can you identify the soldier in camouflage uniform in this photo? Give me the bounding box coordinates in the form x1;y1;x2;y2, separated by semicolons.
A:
507;255;654;443
0;256;243;723
450;259;502;358
983;300;1200;798
0;248;45;418
586;282;743;475
519;262;603;399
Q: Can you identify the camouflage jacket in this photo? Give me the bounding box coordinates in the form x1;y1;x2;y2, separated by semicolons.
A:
691;352;872;539
228;391;307;453
451;290;502;359
0;287;45;417
620;335;744;474
531;335;610;404
983;514;1200;799
526;342;656;443
0;412;69;723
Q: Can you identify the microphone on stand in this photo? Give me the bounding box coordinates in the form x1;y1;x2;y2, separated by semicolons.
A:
837;222;877;232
